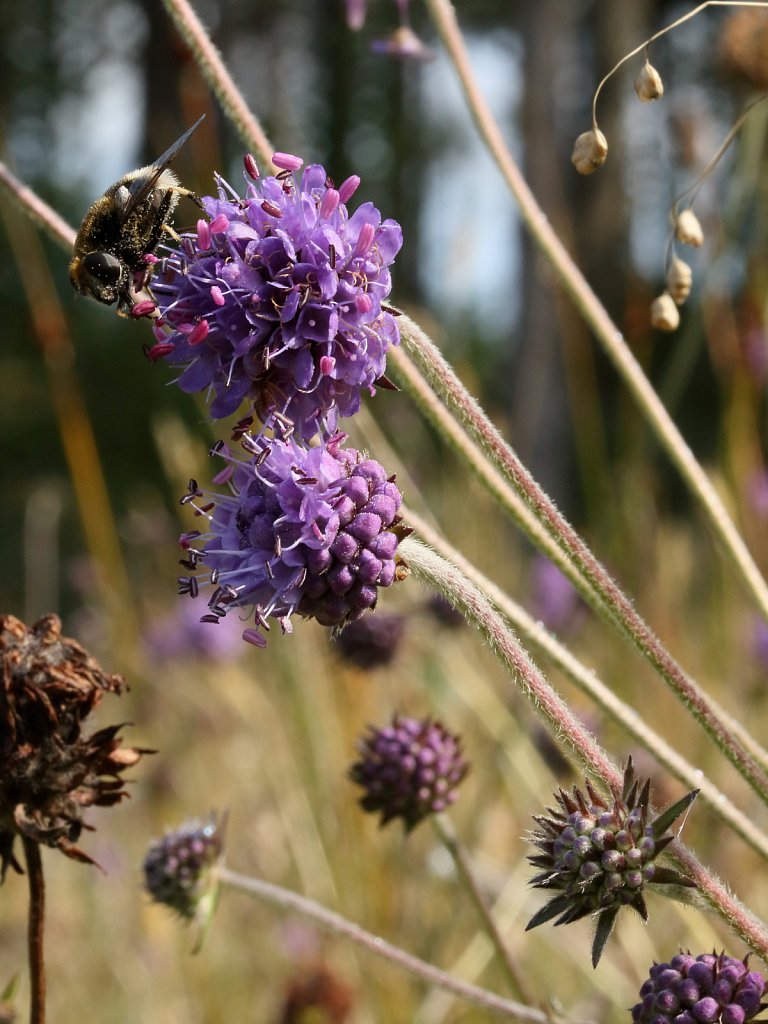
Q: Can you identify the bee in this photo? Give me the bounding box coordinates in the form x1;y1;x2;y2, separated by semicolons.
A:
69;115;204;315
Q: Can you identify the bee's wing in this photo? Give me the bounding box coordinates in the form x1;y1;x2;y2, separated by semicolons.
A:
122;114;205;215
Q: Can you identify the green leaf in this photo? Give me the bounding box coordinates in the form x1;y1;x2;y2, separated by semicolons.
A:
591;906;619;967
525;895;572;931
650;788;699;838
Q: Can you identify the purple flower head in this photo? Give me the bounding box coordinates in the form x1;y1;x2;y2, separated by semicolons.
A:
349;715;469;831
178;427;406;648
151;155;403;443
632;952;767;1024
332;611;406;669
143;814;224;921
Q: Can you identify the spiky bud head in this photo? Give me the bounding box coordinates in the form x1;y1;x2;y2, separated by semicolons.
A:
333;612;406;669
651;292;681;332
667;257;693;305
676;209;705;248
526;759;698;966
635;60;665;101
632;951;767;1024
571;129;609;174
349;715;469;831
143;814;224;922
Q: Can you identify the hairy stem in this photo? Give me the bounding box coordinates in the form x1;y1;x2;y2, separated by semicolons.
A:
161;0;274;166
23;838;45;1024
400;535;768;961
216;865;586;1022
393;321;768;806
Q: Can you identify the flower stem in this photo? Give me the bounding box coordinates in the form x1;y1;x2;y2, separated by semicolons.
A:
400;535;768;961
407;508;768;866
392;321;768;808
431;814;536;1004
422;0;768;627
161;0;274;166
215;865;583;1022
23;838;45;1024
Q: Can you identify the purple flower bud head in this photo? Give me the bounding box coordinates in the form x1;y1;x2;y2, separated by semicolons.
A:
526;759;698;967
178;429;406;648
143;815;224;920
151;157;403;443
632;953;766;1024
349;715;469;831
332;611;406;669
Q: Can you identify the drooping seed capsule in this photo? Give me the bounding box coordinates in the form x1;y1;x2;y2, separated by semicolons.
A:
675;209;704;247
651;292;681;332
634;60;664;102
571;129;609;174
666;257;693;305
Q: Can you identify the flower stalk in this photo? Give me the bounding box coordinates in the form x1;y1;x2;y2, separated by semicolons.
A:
23;838;45;1024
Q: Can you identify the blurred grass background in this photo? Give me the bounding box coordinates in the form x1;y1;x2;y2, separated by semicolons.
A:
1;1;768;1021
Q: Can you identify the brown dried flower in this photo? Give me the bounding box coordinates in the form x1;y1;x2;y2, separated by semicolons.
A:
571;129;609;174
278;964;354;1024
0;614;148;877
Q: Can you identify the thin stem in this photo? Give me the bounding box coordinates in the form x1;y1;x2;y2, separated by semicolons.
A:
431;815;536;1004
0;161;75;250
23;838;45;1024
407;508;768;866
423;0;768;627
161;0;274;166
400;535;768;962
591;2;768;128
394;318;768;807
215;865;586;1023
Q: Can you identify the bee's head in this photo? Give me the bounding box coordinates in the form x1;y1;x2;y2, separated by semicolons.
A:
69;251;127;305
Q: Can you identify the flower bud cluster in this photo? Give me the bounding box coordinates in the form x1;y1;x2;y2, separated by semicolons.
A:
527;759;697;965
143;816;223;920
632;952;767;1024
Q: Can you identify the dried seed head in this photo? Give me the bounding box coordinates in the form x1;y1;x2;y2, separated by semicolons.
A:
571;129;609;174
634;60;664;102
675;209;704;248
667;257;693;305
0;614;148;876
651;293;681;332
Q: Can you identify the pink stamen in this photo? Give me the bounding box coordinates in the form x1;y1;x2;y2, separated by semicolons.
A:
354;222;375;256
188;320;210;346
355;293;372;314
146;342;174;361
271;152;304;172
319;355;336;375
338;175;361;204
212;465;235;485
209;213;230;234
320;188;340;219
197;219;211;250
210;285;225;306
131;300;157;319
242;628;267;648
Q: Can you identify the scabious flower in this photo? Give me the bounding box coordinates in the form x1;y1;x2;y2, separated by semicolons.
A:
526;759;698;966
349;715;469;831
632;952;767;1024
0;614;147;876
143;814;224;921
178;429;407;648
150;154;402;442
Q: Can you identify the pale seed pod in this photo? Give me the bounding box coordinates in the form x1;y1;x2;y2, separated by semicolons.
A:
666;257;693;305
650;292;680;332
634;60;664;102
571;129;609;174
675;209;704;247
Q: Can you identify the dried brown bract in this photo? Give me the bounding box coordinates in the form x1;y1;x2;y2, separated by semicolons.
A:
571;129;609;175
634;60;664;102
0;614;148;877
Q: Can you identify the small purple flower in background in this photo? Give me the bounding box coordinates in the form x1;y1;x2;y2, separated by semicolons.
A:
344;0;367;30
151;154;402;442
747;470;768;520
143;814;224;922
530;554;583;634
371;0;434;61
178;429;407;648
143;597;245;663
349;715;469;831
631;951;767;1024
526;759;698;967
332;611;406;669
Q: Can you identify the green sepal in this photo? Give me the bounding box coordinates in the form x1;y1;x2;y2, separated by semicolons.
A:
650;788;699;838
591;905;619;968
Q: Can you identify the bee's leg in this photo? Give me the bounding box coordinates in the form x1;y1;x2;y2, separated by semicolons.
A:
170;185;204;209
